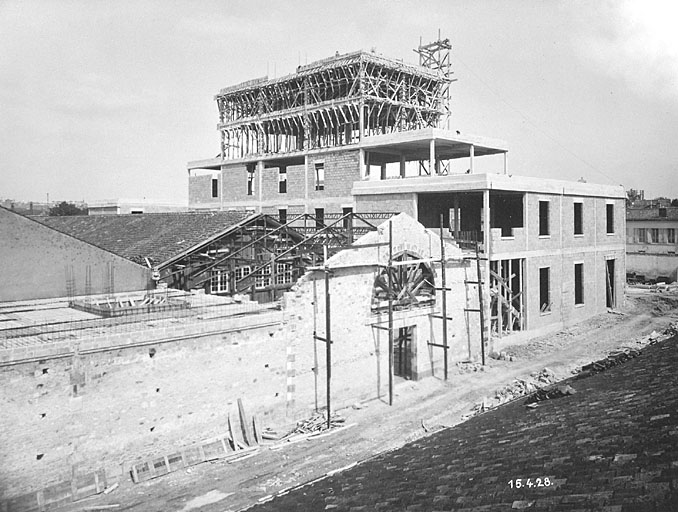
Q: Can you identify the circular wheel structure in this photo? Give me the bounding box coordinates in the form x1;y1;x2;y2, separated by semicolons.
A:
371;251;436;313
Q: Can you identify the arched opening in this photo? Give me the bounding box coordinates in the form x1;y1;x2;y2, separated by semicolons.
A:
371;251;436;313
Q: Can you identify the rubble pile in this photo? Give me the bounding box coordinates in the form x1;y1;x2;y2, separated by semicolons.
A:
525;384;576;404
287;411;345;437
461;368;558;419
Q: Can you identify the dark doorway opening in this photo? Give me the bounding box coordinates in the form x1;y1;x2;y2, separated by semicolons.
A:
394;326;414;379
606;259;616;308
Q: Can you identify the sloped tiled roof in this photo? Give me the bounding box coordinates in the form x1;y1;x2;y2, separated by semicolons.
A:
38;211;253;266
627;207;678;221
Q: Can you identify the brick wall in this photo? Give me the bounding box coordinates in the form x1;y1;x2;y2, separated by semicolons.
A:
0;208;150;302
355;193;416;216
188;174;214;207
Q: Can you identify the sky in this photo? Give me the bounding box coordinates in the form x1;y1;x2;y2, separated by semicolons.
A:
1;0;677;204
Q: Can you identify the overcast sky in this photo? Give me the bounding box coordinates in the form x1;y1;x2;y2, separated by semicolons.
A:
1;0;677;204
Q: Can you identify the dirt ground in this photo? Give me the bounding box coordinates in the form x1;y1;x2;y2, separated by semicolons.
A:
62;287;678;512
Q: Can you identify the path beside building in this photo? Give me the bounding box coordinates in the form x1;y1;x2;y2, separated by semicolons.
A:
58;288;678;511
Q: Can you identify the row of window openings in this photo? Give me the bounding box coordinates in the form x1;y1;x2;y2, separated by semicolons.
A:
210;264;294;293
630;228;676;244
211;164;325;199
539;263;585;314
538;201;614;237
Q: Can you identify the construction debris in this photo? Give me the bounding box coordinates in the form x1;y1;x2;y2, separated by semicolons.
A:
460;368;558;419
287;411;345;436
525;384;576;404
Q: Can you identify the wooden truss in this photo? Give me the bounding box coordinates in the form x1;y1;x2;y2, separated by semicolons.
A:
215;40;454;160
161;212;390;301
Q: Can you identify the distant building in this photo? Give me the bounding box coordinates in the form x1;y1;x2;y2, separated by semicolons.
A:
87;199;187;215
627;206;678;282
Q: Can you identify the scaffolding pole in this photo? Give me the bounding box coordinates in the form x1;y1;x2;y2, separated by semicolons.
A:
388;220;394;406
439;215;448;380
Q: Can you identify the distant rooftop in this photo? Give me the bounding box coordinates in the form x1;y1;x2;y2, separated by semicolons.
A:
37;211;253;266
627;207;678;221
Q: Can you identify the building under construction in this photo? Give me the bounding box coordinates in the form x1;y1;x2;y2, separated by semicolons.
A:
188;37;626;345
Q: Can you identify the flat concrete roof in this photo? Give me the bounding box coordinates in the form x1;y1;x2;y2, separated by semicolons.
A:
352;173;626;199
187;128;507;171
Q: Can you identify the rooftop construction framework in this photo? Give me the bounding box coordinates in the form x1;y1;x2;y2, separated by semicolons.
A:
215;38;455;161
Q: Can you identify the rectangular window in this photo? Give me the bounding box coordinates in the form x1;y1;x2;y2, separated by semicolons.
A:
539;201;550;236
606;203;614;234
573;202;583;235
255;265;272;289
211;178;219;198
668;228;676;244
315;207;324;227
342;207;353;229
574;263;584;305
539;267;551;313
650;228;660;244
274;262;293;285
278;208;287;225
246;164;255;196
278;167;287;194
234;266;251;283
210;269;229;294
315;163;325;191
636;228;647;243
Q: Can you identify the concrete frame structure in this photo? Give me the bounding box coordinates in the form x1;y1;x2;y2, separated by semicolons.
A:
626;206;678;282
187;39;626;349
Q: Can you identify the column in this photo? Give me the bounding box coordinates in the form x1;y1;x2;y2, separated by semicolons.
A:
429;139;436;176
469;144;475;174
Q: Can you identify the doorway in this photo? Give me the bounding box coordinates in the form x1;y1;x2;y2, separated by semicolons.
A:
606;259;616;308
394;326;414;379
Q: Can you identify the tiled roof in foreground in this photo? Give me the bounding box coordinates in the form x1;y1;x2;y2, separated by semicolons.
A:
38;211;252;266
252;335;678;511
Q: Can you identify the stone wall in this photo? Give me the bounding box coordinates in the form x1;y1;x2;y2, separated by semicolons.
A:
0;208;150;302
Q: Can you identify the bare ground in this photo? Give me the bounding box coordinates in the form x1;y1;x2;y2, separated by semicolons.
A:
62;288;678;512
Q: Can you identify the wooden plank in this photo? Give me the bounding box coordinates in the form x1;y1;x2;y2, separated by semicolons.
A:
227;412;240;451
252;414;261;445
237;398;254;447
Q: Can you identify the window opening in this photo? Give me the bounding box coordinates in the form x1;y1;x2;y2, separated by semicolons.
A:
650;228;660;244
539;201;550;236
247;164;256;196
606;259;616;308
212;178;219;198
606;204;614;234
574;263;584;305
315;163;325;191
342;207;353;229
393;326;414;379
668;228;676;244
371;251;435;313
574;202;583;235
539;267;551;313
278;208;287;225
210;269;229;294
315;208;324;228
278;167;287;194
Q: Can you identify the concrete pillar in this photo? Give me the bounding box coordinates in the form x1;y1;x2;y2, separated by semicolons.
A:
359;148;366;180
469;144;475;174
429;139;436;176
503;151;508;175
399;154;406;178
380;163;387;180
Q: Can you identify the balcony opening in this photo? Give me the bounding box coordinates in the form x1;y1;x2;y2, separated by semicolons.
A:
490;192;524;238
